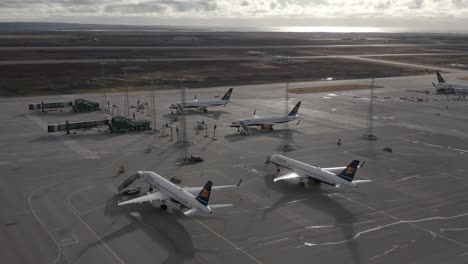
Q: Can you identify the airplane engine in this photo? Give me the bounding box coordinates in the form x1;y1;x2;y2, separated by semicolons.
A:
261;124;273;130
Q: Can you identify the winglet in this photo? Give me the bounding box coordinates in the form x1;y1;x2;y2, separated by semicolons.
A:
196;181;212;206
436;72;445;83
237;179;243;187
359;161;366;168
221;88;233;101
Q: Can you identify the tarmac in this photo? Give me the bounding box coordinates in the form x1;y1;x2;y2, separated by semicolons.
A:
1;73;468;264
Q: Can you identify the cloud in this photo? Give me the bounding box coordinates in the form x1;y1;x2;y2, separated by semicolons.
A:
1;0;468;21
105;0;217;14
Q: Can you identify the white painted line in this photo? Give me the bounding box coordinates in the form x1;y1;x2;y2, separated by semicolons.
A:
440;227;468;233
190;217;263;264
258;237;290;246
368;245;399;261
395;175;426;183
28;185;62;264
301;192;468;248
65;190;126;264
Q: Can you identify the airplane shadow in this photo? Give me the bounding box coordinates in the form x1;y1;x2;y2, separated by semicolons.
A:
72;195;196;264
30;131;123;142
162;110;231;122
224;128;303;142
261;167;362;264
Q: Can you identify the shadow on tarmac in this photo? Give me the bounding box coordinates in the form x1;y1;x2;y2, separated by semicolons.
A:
224;128;303;142
73;195;195;264
261;166;362;264
162;109;231;122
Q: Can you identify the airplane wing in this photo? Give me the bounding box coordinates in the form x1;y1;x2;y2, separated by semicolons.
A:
183;204;233;216
336;180;373;189
118;191;167;206
183;208;199;216
273;172;303;182
209;204;233;213
352;180;373;185
183;181;241;195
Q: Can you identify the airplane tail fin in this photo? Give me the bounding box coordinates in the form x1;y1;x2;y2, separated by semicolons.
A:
337;160;360;182
436;72;445;83
196;181;212;206
288;101;302;116
221;88;233;101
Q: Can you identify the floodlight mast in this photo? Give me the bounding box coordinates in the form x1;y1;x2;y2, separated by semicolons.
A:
363;78;377;140
177;80;190;163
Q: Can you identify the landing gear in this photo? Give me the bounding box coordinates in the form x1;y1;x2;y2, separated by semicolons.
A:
308;179;322;189
160;204;168;210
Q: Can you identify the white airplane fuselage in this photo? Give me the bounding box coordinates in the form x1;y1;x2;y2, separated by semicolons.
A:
230;115;297;128
170;99;229;110
269;155;355;188
434;82;468;94
142;171;212;214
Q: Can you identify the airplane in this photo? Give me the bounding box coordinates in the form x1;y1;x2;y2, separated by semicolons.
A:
433;72;468;95
265;154;371;189
247;50;267;56
229;101;301;134
273;55;294;63
118;171;241;216
169;88;233;112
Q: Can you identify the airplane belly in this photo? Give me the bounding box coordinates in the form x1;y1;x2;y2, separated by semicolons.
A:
307;172;334;185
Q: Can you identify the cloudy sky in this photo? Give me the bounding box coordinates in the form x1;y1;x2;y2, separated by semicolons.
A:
2;0;468;31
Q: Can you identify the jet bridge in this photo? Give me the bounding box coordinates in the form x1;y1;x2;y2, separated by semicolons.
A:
117;173;141;192
47;116;151;133
29;98;100;113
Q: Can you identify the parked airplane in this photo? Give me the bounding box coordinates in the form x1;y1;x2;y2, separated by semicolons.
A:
169;88;233;112
230;101;301;134
433;72;468;95
265;154;371;189
118;171;241;216
272;55;294;63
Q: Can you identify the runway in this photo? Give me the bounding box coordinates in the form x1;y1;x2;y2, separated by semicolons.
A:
0;52;466;67
1;43;468;51
2;71;468;263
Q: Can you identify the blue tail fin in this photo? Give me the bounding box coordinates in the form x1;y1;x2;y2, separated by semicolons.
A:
196;181;212;206
221;88;233;100
288;101;301;116
338;160;360;182
436;72;445;83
